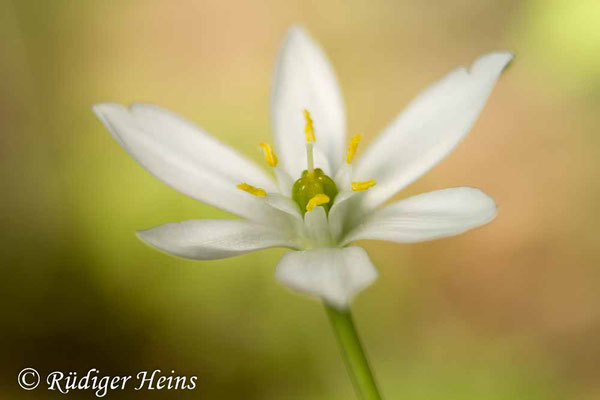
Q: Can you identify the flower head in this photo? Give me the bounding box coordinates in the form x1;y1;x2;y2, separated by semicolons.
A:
93;26;512;310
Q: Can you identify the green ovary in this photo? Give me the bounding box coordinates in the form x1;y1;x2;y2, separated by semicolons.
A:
292;168;339;216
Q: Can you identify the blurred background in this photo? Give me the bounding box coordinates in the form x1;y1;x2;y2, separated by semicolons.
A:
1;0;599;398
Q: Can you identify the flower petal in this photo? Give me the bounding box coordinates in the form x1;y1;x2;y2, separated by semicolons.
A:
274;167;294;196
355;52;513;210
137;219;299;260
93;103;281;222
275;246;377;310
130;103;276;191
271;26;346;178
303;206;333;246
341;187;497;245
333;163;353;191
328;190;363;242
265;193;303;222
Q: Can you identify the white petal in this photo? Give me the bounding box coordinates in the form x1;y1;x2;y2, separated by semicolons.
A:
275;246;377;309
271;26;346;178
333;163;352;190
130;103;276;191
137;219;299;260
342;187;497;245
93;103;281;222
355;52;513;210
274;167;294;196
328;190;362;242
303;206;333;246
265;193;302;222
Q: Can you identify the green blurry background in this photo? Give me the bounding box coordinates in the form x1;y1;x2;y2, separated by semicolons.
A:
1;0;599;398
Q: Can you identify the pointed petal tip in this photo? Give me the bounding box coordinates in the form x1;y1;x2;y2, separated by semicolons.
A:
134;224;205;260
91;104;103;120
91;103;111;119
92;103;130;128
473;51;515;75
135;227;173;257
92;102;123;114
135;228;148;239
91;102;131;146
135;227;177;256
281;25;320;54
447;185;497;206
285;24;309;39
135;227;157;246
499;51;516;73
462;186;498;219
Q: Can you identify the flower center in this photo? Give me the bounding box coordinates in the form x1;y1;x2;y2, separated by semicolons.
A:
236;109;376;217
292;168;338;216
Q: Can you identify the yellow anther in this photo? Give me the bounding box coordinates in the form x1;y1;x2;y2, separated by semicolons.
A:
306;193;330;212
303;109;316;143
351;180;376;192
346;134;362;164
237;183;267;197
259;143;278;167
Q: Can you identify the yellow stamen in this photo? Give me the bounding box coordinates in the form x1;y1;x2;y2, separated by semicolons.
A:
303;109;316;143
259;143;278;167
351;180;376;192
306;194;330;212
346;134;362;164
237;183;267;197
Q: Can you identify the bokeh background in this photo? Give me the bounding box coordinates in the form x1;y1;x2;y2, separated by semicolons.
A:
2;0;599;398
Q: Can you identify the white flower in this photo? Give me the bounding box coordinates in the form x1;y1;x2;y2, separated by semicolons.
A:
93;26;512;310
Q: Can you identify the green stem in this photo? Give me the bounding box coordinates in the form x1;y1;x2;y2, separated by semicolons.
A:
324;303;383;400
